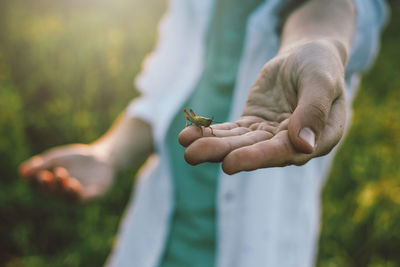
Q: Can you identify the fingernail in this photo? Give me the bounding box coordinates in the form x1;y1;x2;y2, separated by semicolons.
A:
299;127;315;148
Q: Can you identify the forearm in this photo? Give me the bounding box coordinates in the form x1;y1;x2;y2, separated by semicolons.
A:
92;113;154;170
280;0;355;62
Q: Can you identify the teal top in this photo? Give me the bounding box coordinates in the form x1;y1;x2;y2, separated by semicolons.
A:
160;0;263;266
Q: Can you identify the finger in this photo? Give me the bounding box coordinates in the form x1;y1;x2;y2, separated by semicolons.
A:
37;170;57;192
208;127;251;138
178;125;251;147
19;156;47;179
210;117;266;130
37;169;54;184
178;117;267;147
276;118;289;132
312;96;346;156
222;131;302;174
54;167;70;189
287;97;345;164
249;120;284;133
184;130;273;165
64;177;83;201
210;122;239;130
178;126;209;147
235;116;266;127
19;147;63;179
288;72;343;154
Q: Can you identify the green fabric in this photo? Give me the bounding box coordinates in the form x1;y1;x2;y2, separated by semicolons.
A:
160;1;263;266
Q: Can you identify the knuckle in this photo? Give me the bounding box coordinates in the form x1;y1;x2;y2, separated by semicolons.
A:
298;56;345;99
260;58;282;78
309;101;327;117
316;71;343;98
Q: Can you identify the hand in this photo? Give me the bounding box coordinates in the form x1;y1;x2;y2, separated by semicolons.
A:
19;144;115;201
179;39;347;174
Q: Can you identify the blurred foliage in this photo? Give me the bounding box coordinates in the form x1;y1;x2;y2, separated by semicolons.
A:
317;2;400;267
0;0;165;266
0;0;399;266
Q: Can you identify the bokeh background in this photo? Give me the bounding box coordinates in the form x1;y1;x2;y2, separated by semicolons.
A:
0;0;399;266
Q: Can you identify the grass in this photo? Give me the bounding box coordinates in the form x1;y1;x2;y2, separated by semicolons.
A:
0;0;399;266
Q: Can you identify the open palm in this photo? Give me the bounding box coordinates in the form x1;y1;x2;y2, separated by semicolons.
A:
19;144;115;201
179;40;347;174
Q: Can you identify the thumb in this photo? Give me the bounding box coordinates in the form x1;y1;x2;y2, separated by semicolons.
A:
288;75;342;154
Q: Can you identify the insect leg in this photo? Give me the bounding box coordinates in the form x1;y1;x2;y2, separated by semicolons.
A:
189;108;197;117
183;109;193;120
196;125;203;136
208;126;216;136
183;108;194;127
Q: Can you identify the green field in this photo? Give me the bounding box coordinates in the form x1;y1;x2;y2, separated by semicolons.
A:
0;0;399;266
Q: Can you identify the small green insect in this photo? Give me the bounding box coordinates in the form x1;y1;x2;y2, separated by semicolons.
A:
183;108;216;136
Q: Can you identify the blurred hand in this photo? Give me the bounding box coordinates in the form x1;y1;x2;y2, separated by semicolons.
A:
19;144;115;201
179;39;347;174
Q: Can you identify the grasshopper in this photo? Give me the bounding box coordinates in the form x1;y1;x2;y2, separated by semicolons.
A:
183;108;216;136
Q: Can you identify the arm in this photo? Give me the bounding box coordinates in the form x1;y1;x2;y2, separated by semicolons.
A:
20;113;154;201
179;0;356;174
280;0;354;54
247;0;356;153
92;113;154;170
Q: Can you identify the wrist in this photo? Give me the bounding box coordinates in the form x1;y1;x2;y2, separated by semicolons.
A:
90;139;118;170
278;38;349;66
91;115;154;171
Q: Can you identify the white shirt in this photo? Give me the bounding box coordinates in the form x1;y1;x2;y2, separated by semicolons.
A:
107;0;388;266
